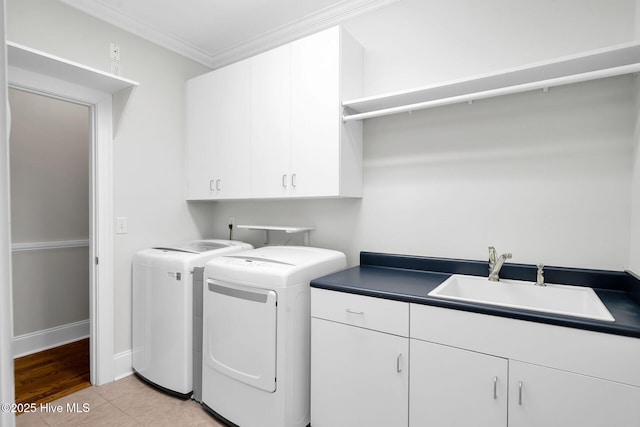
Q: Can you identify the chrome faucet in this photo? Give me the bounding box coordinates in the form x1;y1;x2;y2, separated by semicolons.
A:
488;246;512;282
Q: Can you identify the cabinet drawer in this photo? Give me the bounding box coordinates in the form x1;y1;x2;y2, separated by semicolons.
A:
311;288;408;337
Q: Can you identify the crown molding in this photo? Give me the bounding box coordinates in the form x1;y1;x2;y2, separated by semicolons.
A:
58;0;398;69
58;0;215;66
207;0;399;69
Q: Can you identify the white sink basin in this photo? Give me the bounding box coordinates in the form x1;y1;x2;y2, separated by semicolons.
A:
428;274;615;322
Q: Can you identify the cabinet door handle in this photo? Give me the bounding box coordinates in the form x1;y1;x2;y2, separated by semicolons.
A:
291;173;297;187
397;354;403;373
345;309;364;315
216;179;221;191
282;174;287;188
518;381;523;405
493;376;498;399
210;179;215;191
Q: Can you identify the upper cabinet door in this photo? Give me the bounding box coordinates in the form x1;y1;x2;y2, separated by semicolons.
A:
209;59;251;199
185;59;251;200
250;44;291;198
186;72;216;200
290;27;341;198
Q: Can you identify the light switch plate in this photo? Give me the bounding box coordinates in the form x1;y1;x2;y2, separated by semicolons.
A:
116;217;128;234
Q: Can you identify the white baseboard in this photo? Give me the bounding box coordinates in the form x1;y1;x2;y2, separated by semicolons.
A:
13;322;134;383
113;349;133;381
13;320;90;358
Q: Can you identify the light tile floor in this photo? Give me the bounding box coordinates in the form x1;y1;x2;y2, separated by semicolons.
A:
16;375;224;426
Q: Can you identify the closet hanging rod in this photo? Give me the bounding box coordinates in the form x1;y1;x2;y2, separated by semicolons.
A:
342;62;640;122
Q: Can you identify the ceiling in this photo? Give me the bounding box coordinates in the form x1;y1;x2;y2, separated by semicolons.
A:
58;0;397;69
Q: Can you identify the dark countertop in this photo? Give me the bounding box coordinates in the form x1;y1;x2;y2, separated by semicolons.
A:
311;252;640;339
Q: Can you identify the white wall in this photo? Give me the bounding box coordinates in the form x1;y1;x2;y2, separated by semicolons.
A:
9;89;90;337
347;0;635;96
213;0;637;271
6;0;215;355
9;89;89;243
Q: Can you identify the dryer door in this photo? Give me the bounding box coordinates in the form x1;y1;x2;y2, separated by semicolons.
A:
205;279;277;392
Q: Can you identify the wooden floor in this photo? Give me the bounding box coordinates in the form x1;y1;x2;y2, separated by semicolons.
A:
14;338;91;410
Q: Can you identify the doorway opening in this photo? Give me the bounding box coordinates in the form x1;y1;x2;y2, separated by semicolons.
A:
9;88;92;404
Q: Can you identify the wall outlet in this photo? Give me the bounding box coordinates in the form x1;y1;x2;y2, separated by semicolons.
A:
110;42;120;61
116;217;128;234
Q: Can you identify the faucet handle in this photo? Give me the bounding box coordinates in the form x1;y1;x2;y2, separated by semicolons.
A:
488;246;496;273
536;263;545;286
489;246;496;263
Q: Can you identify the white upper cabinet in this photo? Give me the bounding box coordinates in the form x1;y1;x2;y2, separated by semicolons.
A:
186;59;251;200
185;26;363;200
250;44;292;198
288;26;362;198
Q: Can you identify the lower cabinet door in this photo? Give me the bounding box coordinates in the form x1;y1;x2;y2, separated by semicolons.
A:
508;360;640;427
311;318;409;427
410;339;508;427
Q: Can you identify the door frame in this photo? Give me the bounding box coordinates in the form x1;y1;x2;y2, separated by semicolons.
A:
7;67;115;386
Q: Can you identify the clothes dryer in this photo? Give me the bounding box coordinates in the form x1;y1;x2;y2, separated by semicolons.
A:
201;246;346;427
132;239;252;397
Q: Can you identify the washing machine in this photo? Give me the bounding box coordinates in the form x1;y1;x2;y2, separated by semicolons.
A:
201;246;347;427
132;239;252;398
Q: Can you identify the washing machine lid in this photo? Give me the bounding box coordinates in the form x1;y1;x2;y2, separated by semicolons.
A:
154;240;233;254
224;246;340;267
224;255;294;266
205;246;347;287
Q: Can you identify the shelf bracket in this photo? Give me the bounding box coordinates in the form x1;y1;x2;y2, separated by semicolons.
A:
237;225;315;246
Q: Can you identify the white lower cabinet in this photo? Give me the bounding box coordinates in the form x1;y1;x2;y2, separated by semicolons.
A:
310;319;409;427
409;303;640;427
310;288;409;427
409;340;640;427
508;360;640;427
409;340;508;427
310;293;640;426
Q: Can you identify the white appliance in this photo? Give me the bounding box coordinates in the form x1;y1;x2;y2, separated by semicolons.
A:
201;246;347;427
132;239;252;398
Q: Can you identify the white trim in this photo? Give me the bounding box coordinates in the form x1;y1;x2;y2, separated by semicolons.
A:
11;239;89;252
7;53;125;388
12;320;89;358
57;0;398;68
0;1;17;425
113;350;133;381
91;95;115;386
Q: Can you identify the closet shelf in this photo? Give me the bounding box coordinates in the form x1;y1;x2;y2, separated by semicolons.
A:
342;41;640;121
7;41;138;94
